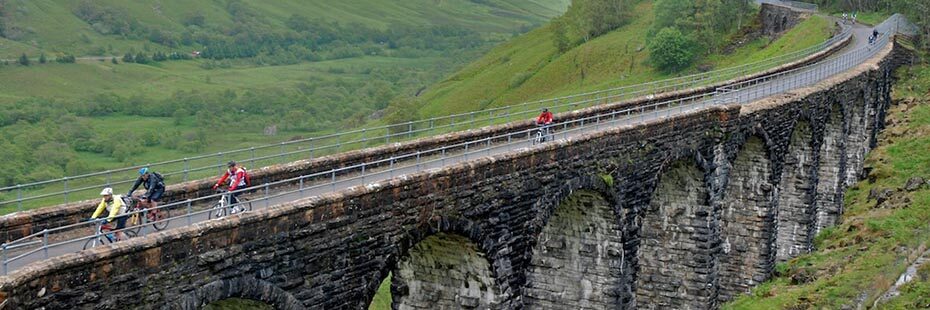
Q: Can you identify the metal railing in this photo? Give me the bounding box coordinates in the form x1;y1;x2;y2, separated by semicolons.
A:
0;25;852;213
0;19;900;275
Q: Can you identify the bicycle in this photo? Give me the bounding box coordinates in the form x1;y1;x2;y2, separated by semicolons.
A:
83;219;137;250
208;189;252;220
533;124;552;145
125;196;170;233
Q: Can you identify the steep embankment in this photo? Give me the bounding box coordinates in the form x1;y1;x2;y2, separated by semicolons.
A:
0;0;569;58
726;60;930;309
415;1;834;118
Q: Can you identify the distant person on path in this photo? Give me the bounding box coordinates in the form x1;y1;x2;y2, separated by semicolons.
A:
90;187;128;241
536;108;554;126
535;108;555;141
212;161;251;205
843;13;848;24
127;167;166;211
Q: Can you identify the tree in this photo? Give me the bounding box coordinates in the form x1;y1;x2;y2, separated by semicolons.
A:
122;52;134;63
134;52;149;64
650;27;695;72
39;53;47;64
55;54;76;63
18;53;29;66
552;18;572;53
111;57;118;64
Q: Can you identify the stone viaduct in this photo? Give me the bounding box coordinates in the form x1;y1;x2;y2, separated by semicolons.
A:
0;30;914;310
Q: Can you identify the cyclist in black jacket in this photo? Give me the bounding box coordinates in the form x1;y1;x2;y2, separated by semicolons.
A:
127;167;166;210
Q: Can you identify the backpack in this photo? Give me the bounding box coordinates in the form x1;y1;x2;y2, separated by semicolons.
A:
151;172;166;189
241;168;251;187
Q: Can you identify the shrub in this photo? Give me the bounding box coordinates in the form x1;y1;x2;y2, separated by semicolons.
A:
649;27;695;72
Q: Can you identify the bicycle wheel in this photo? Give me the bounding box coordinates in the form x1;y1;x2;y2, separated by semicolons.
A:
238;197;252;212
123;229;138;239
208;202;226;219
83;236;101;250
150;209;170;231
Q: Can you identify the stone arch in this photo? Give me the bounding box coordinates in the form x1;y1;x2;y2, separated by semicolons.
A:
718;135;777;301
814;104;846;233
527;174;621;232
169;276;305;310
775;120;818;261
523;187;623;309
635;159;715;309
391;231;502;309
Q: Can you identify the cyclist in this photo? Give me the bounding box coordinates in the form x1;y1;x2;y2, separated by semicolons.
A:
127;167;166;211
535;108;554;141
212;161;250;205
90;187;128;241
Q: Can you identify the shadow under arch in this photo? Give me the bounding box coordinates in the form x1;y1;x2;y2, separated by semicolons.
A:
814;103;847;233
169;276;304;310
775;118;818;262
367;216;504;310
522;174;624;309
634;156;715;309
717;131;778;302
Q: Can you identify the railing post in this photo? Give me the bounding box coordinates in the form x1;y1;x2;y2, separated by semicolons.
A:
186;200;193;226
361;163;366;184
16;185;22;212
299;177;304;193
407;122;414;139
264;183;270;209
63;177;69;204
1;243;7;275
183;158;190;182
106;171;112;187
251;147;256;168
331;171;336;193
140;209;148;237
280;143;286;163
309;138;314;159
42;229;49;259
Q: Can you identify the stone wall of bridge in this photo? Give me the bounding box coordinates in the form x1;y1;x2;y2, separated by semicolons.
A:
0;10;852;243
0;39;908;309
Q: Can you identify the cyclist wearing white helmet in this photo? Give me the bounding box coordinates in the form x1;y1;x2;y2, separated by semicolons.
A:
90;187;128;241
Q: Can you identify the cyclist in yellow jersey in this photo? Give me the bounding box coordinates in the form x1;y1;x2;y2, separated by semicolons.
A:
90;187;128;241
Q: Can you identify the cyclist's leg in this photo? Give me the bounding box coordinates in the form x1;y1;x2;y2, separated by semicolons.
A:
114;216;128;240
230;191;239;205
147;188;165;219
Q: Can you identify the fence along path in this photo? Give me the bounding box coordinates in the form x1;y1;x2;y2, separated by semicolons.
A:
0;15;910;275
0;20;852;213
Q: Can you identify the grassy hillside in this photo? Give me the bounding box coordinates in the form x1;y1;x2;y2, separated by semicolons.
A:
0;0;571;204
414;2;835;118
0;0;569;58
726;61;930;309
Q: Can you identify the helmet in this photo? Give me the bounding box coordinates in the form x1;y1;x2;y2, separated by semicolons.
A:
227;161;237;168
543;108;549;112
138;167;149;175
100;187;113;196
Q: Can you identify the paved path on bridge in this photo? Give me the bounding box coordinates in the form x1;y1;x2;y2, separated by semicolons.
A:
2;20;879;274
